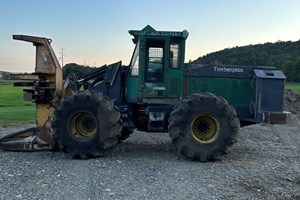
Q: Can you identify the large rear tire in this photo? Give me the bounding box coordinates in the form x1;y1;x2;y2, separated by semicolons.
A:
168;93;240;161
52;91;121;159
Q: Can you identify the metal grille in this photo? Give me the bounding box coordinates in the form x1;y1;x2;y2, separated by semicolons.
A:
146;47;164;82
149;47;163;62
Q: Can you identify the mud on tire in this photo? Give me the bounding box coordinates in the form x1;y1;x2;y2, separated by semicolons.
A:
168;93;240;161
52;91;122;159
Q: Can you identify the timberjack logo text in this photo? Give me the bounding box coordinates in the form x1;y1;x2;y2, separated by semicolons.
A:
213;67;244;73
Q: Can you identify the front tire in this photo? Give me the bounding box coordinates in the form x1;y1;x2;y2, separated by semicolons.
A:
52;91;121;159
168;93;240;161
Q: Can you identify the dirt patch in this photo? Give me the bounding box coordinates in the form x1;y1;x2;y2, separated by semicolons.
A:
284;89;300;114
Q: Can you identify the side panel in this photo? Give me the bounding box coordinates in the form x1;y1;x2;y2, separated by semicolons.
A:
167;69;183;97
254;69;286;112
125;76;139;103
187;77;252;119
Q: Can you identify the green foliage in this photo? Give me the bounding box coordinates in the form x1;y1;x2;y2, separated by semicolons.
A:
63;63;97;79
282;57;300;82
193;40;300;81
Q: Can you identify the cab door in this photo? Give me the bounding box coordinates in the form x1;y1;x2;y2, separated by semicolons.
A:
140;38;167;98
166;39;184;98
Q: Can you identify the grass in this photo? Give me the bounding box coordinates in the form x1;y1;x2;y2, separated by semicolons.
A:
0;106;35;126
0;80;35;127
286;82;300;94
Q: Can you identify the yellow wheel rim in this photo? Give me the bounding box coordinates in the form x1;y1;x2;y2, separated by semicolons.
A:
71;112;97;140
191;115;220;143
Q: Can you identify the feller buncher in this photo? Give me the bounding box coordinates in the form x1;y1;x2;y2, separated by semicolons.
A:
0;25;290;161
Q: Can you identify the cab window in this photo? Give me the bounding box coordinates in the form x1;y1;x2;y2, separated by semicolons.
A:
170;42;180;68
129;40;140;76
145;39;164;82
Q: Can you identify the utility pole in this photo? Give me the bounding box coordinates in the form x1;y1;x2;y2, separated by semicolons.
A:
59;48;66;67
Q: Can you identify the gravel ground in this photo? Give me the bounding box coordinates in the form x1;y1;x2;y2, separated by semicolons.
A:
0;116;299;200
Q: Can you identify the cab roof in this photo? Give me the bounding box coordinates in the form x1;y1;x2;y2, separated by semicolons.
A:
129;25;189;40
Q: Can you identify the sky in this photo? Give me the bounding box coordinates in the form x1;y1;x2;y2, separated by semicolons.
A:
0;0;300;72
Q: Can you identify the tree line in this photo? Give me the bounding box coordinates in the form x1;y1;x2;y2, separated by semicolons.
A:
62;63;97;79
0;64;98;80
0;71;10;80
193;40;300;82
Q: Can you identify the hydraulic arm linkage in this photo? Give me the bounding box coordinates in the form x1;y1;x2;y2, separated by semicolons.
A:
0;35;63;151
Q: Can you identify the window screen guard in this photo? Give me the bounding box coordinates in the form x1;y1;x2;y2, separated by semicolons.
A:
146;41;164;82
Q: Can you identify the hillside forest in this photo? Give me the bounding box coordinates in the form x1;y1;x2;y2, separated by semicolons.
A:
193;40;300;82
